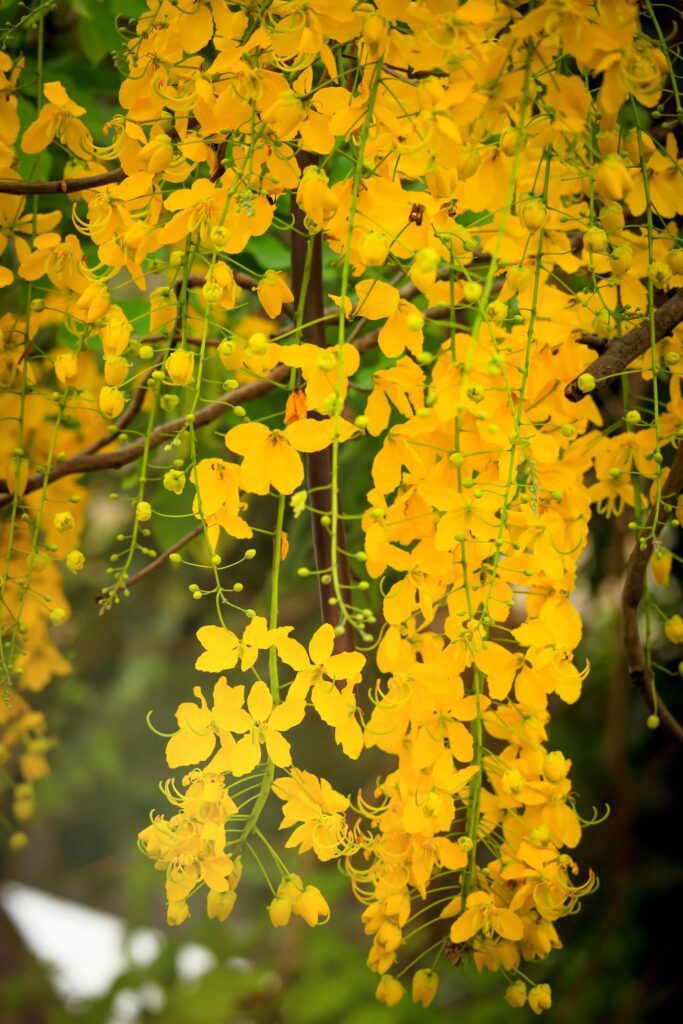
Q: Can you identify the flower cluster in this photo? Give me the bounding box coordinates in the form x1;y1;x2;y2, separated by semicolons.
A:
1;0;682;1011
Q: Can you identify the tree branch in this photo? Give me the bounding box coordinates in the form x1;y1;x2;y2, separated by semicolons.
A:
292;151;356;654
0;330;381;508
565;288;683;402
0;168;126;195
622;444;683;742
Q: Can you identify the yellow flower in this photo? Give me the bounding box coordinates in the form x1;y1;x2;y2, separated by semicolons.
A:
449;891;523;943
280;623;365;699
594;155;633;202
227;680;305;775
225;417;357;495
165;685;216;768
273;768;350;860
195;616;291;673
53;511;74;533
22;81;91;157
192;458;252;549
19;233;89;292
256;270;294;319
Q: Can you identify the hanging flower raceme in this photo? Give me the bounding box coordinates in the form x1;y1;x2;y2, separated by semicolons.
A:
2;0;681;1014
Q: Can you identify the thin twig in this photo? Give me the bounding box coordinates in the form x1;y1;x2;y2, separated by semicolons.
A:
95;523;203;604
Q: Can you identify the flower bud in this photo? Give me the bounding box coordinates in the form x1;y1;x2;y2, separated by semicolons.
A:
66;549;85;574
463;281;483;302
207;889;237;922
412;968;438;1008
599;202;625;232
104;355;130;387
358;231;389;267
487;299;507;323
584;227;609;254
55;351;79;385
528;983;552;1015
294;885;329;926
647;260;672;288
99;386;125;418
53;510;75;533
375;975;405;1007
163;468;186;495
505;980;527;1008
577;373;595;393
363;12;387;48
167;900;190;926
502;768;525;795
519;197;546;231
139;133;173;173
165;349;195;386
101;313;132;356
210;225;231;248
667;248;683;275
268;896;292;927
651;548;672;586
543;751;570;783
609;244;633;276
135;501;152;522
8;831;29;851
664;614;683;644
202;281;224;304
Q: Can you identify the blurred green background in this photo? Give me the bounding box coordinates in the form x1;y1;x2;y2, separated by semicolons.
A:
1;3;683;1022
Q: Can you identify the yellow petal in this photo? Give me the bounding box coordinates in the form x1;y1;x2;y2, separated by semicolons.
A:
309;623;335;666
195;625;239;672
354;279;400;320
265;729;292;768
225;421;270;456
449;907;481;943
247;680;273;722
269;697;306;732
231;735;262;776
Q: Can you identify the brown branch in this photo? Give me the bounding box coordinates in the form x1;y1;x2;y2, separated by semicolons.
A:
292;151;356;654
565;288;683;402
95;523;203;604
622;444;683;742
0;329;382;509
0;168;126;196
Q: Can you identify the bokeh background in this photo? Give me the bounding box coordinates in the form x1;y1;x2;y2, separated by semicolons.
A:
1;3;682;1021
